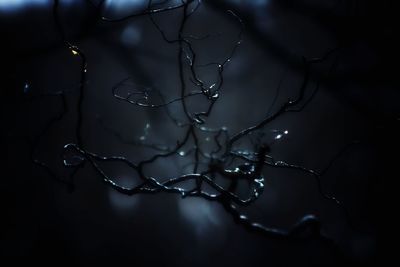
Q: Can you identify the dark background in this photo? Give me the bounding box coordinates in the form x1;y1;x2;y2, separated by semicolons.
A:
1;0;397;266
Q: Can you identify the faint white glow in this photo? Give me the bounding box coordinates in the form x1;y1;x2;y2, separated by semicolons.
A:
105;0;146;13
252;0;269;7
0;0;49;12
274;130;288;140
138;122;150;141
23;82;29;93
121;24;142;46
228;0;269;8
0;0;75;12
178;197;221;237
108;176;140;212
0;0;147;12
104;0;183;14
178;151;185;156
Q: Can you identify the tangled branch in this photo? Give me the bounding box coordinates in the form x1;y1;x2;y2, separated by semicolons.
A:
28;0;352;246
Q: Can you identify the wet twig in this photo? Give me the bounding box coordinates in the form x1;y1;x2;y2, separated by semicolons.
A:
29;0;353;246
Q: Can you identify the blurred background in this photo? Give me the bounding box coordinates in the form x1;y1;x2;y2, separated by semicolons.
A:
1;0;397;266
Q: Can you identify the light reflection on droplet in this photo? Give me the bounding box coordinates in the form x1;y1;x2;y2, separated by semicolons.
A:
273;129;289;140
211;91;219;99
23;82;30;93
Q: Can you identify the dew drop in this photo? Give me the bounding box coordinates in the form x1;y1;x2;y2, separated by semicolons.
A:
23;82;29;94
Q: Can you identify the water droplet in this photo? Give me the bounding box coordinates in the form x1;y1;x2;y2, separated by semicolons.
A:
63;155;85;167
23;82;29;93
275;134;282;140
211;92;219;99
179;151;186;156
